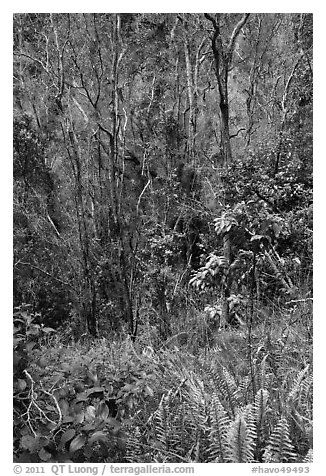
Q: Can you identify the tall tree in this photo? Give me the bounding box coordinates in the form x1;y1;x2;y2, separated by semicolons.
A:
204;13;250;324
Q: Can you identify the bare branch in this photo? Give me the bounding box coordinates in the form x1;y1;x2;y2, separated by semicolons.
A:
47;213;62;238
15;261;77;292
204;13;218;30
281;52;305;112
228;14;250;53
229;128;246;139
137;179;151;215
14;52;50;76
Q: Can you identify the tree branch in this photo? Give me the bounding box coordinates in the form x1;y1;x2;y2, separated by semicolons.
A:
230;128;246;139
15;261;77;292
228;14;250;53
204;13;218;30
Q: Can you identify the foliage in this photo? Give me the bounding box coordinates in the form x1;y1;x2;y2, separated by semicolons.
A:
123;342;312;463
13;13;312;463
13;301;312;463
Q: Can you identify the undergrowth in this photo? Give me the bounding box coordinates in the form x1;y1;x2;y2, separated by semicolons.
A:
13;303;312;463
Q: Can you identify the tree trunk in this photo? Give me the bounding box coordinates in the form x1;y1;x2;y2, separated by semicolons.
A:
205;13;250;324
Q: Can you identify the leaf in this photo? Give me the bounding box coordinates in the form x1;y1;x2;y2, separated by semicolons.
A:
82;422;96;432
75;392;88;402
41;327;56;334
96;401;109;420
38;447;52;461
62;416;74;424
88;431;108;445
60;428;76;448
46;421;57;431
20;435;37;451
85;386;105;397
272;222;282;237
25;342;37;352
69;434;87;453
59;399;70;415
74;411;85;424
16;378;27;391
49;374;63;386
145;385;154;397
85;405;96;422
105;417;121;430
250;234;264;242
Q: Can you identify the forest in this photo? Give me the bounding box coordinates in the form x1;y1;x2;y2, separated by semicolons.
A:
13;13;313;464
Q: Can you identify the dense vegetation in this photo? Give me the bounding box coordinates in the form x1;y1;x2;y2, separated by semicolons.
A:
13;13;312;463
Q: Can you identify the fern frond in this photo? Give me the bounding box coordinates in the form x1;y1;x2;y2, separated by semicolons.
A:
208;392;231;462
263;417;297;463
125;426;144;462
236;375;251;403
170;401;194;457
288;365;310;402
255;356;274;394
152;394;191;462
185;374;208;431
249;389;271;461
298;372;313;419
285;366;313;446
222;367;241;408
154;396;170;452
303;448;313;463
206;365;240;416
174;373;210;462
226;413;256;463
252;389;271;438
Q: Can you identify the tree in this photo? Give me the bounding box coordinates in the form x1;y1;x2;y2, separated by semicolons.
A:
13;13;312;340
204;13;250;324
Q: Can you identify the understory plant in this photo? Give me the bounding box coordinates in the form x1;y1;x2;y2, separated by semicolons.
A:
14;302;312;464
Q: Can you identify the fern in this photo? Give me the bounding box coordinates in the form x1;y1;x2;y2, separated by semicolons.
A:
255;355;274;393
299;373;313;417
185;374;208;430
154;395;173;457
249;389;271;460
206;365;240;416
236;375;251;404
170;401;194;459
287;366;313;422
184;374;210;461
153;386;202;462
263;417;297;463
303;448;313;463
208;392;231;462
285;366;313;452
252;389;271;440
126;354;311;463
225;412;256;463
288;365;310;402
125;426;144;462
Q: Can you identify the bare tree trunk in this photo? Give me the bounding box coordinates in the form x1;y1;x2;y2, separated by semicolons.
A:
274;52;305;176
181;15;205;164
110;14;136;340
64;127;99;336
183;36;195;161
